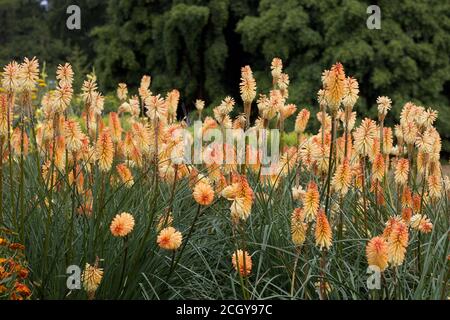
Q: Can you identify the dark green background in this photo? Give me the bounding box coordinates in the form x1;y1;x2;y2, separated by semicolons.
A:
0;0;449;155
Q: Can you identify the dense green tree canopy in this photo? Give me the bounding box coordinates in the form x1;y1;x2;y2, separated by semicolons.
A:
0;0;449;151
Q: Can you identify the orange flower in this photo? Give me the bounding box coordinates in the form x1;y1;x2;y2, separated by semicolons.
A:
294;108;310;134
394;158;409;186
117;83;128;101
95;129;114;172
383;127;393;154
145;94;167;122
2;61;21;91
157;226;182;250
82;262;103;297
323;62;345;113
401;207;413;224
240;65;256;104
315;209;332;250
388;221;409;266
410;214;433;234
54;135;66;172
372;153;385;182
412;193;422;213
166;89;180;122
427;174;442;199
271;58;283;81
193;181;214;206
116;163;134;188
382;217;400;239
353;118;377;157
109;112;123;142
342;76;359;108
303;181;320;221
232;249;252;277
291;208;308;246
18;57;39;91
366;236;388;271
64;119;84;152
11;127;29;156
221;174;254;220
0;94;12;138
376;96;392;120
401;186;413;208
13;282;31;299
331;159;352;196
131;122;151;155
110;212;135;237
8;243;25;250
56;63;74;86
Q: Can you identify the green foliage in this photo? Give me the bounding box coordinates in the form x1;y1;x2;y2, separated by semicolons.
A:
0;0;68;68
237;0;450;150
0;0;449;151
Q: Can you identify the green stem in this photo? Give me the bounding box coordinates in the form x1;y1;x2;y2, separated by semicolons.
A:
118;236;129;297
324;115;336;217
166;204;202;282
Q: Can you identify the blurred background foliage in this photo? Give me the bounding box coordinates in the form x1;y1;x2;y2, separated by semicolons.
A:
0;0;449;154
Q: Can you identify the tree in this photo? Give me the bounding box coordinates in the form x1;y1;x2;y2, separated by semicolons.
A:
237;0;450;151
93;0;258;109
0;0;68;67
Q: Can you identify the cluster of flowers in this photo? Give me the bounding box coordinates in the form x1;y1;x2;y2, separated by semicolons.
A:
286;62;448;282
0;233;31;300
0;56;448;298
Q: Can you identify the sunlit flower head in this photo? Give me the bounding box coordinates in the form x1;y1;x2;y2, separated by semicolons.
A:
95;129;114;172
353;118;377;157
157;226;182;250
295;108;310;134
401;186;413;209
193;181;214;206
140;75;151;91
145;94;167;123
427;174;442;200
342;76;359;108
303;181;320;222
366;236;388;271
292;185;305;202
315;209;332;250
109;112;123;143
240;66;256;104
2;61;21;91
232;249;252;277
376;96;392;120
323;62;345;113
372;153;385;182
117;83;128;101
56;63;74;87
82;262;103;296
291;208;308;246
116;163;134;188
394;158;409;186
18;57;39;91
271;58;283;81
388;220;408;266
410;214;433;233
110;212;135;237
402;121;418;145
332;159;352;196
195;99;205;111
222;174;254;220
